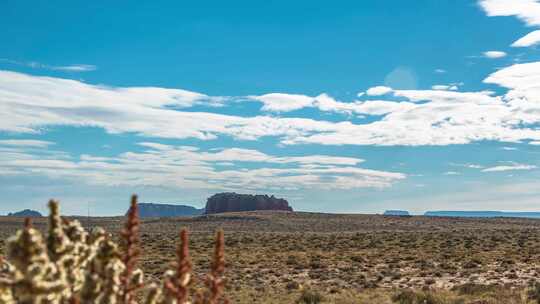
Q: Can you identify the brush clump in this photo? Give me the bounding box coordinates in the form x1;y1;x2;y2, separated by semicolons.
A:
0;195;227;304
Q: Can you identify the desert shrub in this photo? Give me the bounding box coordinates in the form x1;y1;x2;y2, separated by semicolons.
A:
452;283;499;296
0;195;227;304
392;290;464;304
528;281;540;303
296;289;324;304
392;290;419;304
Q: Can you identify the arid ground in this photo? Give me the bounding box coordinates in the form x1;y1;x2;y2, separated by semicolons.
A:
2;212;540;303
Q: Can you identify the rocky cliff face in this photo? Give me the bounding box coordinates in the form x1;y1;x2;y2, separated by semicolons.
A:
7;209;42;217
135;203;204;218
204;192;293;214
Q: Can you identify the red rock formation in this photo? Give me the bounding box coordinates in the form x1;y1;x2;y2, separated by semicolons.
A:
204;192;293;214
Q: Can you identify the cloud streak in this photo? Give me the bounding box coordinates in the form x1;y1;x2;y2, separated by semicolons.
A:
0;139;54;148
482;162;537;172
512;30;540;47
3;62;540;147
0;141;405;190
479;0;540;26
0;59;97;72
480;0;540;47
483;51;507;58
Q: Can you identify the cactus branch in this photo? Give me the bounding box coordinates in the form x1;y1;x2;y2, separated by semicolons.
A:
121;194;143;304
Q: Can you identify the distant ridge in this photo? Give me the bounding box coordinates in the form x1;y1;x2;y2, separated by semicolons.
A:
8;209;42;217
424;211;540;219
135;203;204;218
383;210;410;216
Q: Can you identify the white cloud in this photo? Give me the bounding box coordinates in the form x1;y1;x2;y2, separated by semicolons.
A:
434;69;447;74
251;92;416;116
444;171;461;175
5;65;540;147
450;163;485;169
0;59;97;72
479;0;540;26
392;89;498;104
483;51;507;58
250;93;315;112
483;62;540;123
0;142;405;190
482;163;537;172
314;94;415;116
52;64;97;72
0;139;54;148
480;0;540;48
431;85;458;91
366;86;393;96
512;30;540;47
484;61;540;88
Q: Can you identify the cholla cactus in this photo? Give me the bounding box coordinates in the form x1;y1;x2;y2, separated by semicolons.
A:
5;218;66;303
0;195;227;304
81;236;125;303
46;200;94;300
81;196;145;304
0;257;14;303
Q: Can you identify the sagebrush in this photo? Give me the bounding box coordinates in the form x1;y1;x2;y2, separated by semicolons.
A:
0;195;227;304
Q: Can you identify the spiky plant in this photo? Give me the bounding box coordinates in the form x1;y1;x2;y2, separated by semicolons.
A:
198;230;227;304
0;196;227;304
121;195;144;304
4;218;66;303
146;228;193;304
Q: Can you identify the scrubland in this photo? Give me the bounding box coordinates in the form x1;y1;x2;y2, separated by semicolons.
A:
2;207;540;303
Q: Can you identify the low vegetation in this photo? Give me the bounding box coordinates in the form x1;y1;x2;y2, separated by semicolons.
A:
1;197;540;303
0;195;227;304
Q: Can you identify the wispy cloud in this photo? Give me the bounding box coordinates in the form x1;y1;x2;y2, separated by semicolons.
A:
365;86;393;96
3;63;540;147
479;0;540;27
483;51;507;58
249;93;314;112
0;139;54;148
431;84;458;91
512;29;540;47
0;141;405;190
52;64;97;72
480;0;540;48
443;171;461;175
482;162;537;172
0;59;97;72
450;163;485;169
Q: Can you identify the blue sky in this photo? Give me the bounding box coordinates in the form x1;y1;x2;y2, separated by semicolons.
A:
2;0;540;215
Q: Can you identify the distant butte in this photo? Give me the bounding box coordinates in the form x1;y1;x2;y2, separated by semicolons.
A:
7;209;43;217
204;192;293;214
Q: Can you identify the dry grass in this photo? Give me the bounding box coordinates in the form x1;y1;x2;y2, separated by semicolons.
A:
2;206;540;303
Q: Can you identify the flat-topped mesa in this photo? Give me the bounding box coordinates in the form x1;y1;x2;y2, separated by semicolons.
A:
132;203;204;218
383;210;410;216
204;192;293;214
7;209;43;217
